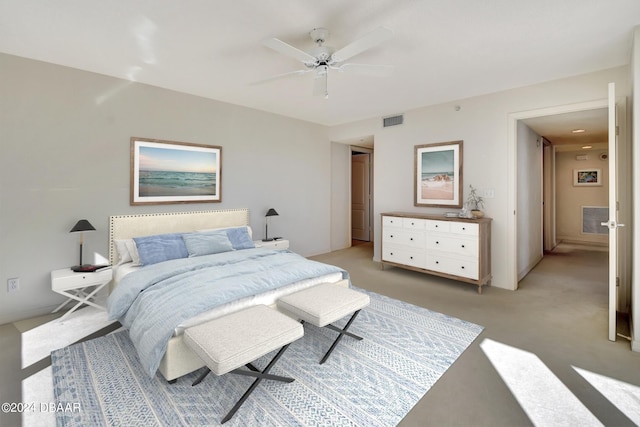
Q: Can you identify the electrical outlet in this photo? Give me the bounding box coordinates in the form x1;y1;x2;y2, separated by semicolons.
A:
7;277;20;293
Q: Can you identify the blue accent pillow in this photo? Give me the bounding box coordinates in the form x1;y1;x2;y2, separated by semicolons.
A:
226;227;255;250
133;233;189;266
182;231;234;257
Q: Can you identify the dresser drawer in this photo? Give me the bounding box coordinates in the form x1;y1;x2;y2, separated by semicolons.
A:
425;220;450;233
426;255;479;280
450;222;479;236
426;234;478;257
382;229;425;248
382;246;426;269
382;216;403;228
403;218;426;230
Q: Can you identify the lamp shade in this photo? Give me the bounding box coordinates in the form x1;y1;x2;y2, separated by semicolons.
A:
265;208;279;217
70;219;96;233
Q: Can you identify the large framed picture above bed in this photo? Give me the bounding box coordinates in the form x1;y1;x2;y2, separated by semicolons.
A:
130;137;222;205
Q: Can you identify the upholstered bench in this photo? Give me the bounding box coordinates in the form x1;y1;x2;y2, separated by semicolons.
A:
184;304;303;424
277;283;370;364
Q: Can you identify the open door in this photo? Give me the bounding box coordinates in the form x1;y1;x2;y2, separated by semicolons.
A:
602;82;623;341
351;152;371;241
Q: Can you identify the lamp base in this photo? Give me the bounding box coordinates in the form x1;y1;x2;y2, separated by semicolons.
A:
261;238;275;242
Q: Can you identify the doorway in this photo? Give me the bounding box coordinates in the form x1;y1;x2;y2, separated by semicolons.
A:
351;148;372;243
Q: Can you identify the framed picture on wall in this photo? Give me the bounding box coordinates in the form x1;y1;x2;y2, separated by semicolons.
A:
130;137;222;205
573;168;601;187
414;140;463;207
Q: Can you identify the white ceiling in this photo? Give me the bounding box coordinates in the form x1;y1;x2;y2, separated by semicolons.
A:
0;0;638;127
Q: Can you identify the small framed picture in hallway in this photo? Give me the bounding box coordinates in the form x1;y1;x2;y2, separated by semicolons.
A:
573;168;601;186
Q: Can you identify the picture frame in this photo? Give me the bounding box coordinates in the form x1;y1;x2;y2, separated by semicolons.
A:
573;168;601;187
414;140;463;207
130;137;221;205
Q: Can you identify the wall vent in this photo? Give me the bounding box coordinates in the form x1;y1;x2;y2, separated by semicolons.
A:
383;114;404;127
582;206;608;235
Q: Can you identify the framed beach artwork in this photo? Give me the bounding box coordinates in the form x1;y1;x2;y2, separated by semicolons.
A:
414;140;463;207
573;168;602;187
130;138;221;205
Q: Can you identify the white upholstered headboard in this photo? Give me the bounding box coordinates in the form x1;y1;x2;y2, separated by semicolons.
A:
109;208;249;266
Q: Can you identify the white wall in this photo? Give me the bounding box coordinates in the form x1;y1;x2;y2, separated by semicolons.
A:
0;53;333;324
330;141;351;250
517;122;543;279
330;66;631;292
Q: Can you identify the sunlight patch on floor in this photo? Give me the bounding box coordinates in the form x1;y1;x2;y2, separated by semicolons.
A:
21;306;115;368
22;366;55;427
480;339;603;426
574;366;640;425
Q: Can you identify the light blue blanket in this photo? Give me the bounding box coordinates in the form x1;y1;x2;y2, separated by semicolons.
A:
107;248;349;377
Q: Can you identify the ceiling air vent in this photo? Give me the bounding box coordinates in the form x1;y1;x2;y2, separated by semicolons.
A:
383;114;404;128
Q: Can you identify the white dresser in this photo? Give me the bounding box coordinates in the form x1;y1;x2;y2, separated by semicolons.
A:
381;212;492;293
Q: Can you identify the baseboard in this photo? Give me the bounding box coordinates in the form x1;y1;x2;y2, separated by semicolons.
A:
518;254;543;281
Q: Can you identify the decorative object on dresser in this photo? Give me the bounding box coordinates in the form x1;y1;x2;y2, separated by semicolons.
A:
130;137;222;205
414;140;463;208
381;212;491;293
69;219;97;272
262;207;279;241
466;185;486;218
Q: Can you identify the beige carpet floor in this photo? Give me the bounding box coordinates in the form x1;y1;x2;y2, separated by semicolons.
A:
310;242;640;426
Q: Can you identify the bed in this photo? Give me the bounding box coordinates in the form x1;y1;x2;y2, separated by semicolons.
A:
107;208;349;381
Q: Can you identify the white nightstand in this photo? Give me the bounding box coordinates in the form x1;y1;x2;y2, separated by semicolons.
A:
254;239;289;250
51;267;113;320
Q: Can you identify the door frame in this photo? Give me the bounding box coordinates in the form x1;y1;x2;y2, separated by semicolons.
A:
350;146;374;243
507;99;609;290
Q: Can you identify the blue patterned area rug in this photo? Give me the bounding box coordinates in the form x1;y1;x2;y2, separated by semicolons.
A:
52;290;483;426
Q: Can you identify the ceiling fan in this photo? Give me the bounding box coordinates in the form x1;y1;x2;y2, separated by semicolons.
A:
256;27;394;98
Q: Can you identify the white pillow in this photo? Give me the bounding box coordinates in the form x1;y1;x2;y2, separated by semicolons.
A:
125;239;141;266
114;239;132;265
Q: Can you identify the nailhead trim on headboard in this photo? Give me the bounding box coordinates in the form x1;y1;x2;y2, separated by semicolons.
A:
108;209;249;266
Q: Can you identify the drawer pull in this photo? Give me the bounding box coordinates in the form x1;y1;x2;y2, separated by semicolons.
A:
436;261;439;264
462;227;466;230
390;252;394;255
410;237;414;241
436;241;439;244
410;256;413;259
461;244;465;248
461;266;465;269
390;235;394;238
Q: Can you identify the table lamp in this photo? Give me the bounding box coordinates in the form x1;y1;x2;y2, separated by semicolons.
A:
262;208;279;242
70;219;96;271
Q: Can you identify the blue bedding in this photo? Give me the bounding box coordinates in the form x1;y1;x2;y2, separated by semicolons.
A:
107;248;349;377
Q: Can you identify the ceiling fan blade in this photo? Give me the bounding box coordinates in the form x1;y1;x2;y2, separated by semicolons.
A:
250;69;312;86
330;27;393;63
335;63;394;77
262;38;317;65
312;69;328;98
